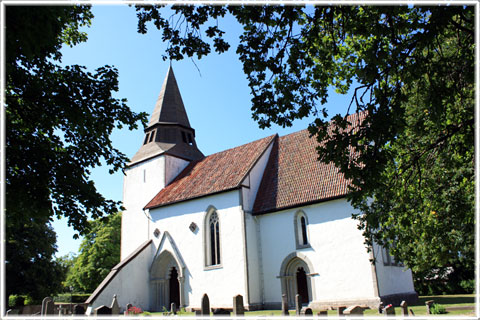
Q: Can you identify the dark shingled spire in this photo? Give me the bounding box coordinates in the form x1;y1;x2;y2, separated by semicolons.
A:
147;66;191;129
129;66;204;166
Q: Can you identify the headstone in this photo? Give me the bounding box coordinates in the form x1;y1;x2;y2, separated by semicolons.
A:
300;307;313;316
295;294;301;315
171;302;177;315
317;310;328;316
212;308;230;315
337;306;346;316
281;294;289;316
425;300;434;315
400;301;408;317
41;297;54;315
378;302;384;314
110;294;120;315
73;304;85;315
384;304;395;316
124;303;133;315
233;294;244;316
343;306;364;316
58;306;66;315
201;294;210;315
6;309;20;316
94;305;112;315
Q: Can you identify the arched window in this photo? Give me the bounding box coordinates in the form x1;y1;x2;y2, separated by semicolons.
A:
294;211;310;249
205;208;221;267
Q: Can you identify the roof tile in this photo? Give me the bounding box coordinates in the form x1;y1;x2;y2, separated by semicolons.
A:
145;134;276;209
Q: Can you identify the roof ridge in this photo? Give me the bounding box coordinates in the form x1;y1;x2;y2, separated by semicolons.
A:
233;134;277;189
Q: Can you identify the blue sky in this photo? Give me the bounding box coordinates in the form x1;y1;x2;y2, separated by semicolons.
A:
53;4;352;257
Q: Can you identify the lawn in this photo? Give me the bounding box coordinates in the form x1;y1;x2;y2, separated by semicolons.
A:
140;294;476;317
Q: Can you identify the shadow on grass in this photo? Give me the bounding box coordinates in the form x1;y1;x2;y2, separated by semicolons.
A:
415;294;475;306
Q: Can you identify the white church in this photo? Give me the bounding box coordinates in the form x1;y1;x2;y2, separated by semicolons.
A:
85;67;417;313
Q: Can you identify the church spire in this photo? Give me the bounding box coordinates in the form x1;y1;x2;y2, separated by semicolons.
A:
129;66;204;166
147;66;191;129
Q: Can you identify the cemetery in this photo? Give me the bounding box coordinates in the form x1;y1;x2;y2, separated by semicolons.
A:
6;293;475;316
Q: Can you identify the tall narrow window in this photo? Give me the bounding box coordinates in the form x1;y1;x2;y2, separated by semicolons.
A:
300;216;308;245
206;210;221;266
294;211;310;249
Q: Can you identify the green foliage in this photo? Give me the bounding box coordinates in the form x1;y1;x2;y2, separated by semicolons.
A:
53;293;91;303
135;5;474;282
8;295;25;307
430;303;447;314
6;5;146;301
65;213;121;293
6;215;65;301
460;280;475;294
24;296;42;306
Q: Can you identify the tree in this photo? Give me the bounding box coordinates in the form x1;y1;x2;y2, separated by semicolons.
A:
66;213;121;293
134;5;474;283
5;6;146;301
5;216;65;302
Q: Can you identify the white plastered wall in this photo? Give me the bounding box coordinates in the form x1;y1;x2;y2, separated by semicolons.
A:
240;141;274;306
87;242;155;314
122;155;190;260
258;199;379;307
373;243;415;297
122;156;166;259
165;155;189;185
148;190;248;309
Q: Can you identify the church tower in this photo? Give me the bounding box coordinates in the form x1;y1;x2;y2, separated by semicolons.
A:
121;67;204;259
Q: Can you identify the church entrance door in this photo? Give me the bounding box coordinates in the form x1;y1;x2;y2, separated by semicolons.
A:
296;267;309;305
169;267;180;308
279;254;315;308
150;250;183;311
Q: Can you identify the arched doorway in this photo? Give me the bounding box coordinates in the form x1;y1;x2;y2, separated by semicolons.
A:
150;251;183;311
296;267;309;304
169;267;180;307
279;253;315;307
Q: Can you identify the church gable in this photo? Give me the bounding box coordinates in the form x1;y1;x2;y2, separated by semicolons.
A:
144;134;276;210
252;112;365;215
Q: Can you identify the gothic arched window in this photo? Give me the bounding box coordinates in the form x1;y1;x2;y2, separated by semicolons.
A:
294;210;310;249
205;208;221;267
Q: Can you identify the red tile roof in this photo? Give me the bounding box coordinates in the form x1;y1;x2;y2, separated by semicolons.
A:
252;112;366;215
144;134;276;209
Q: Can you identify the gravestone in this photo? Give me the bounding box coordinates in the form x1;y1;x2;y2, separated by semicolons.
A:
384;304;395;316
378;302;384;314
41;297;54;315
171;302;177;315
6;309;20;316
58;305;66;315
73;304;85;315
125;303;133;315
281;294;289;316
295;294;301;315
400;301;408;317
317;310;327;316
343;306;364;316
425;300;434;315
110;294;120;315
300;307;313;316
94;305;112;315
233;294;244;315
212;308;230;315
337;306;346;316
201;294;210;315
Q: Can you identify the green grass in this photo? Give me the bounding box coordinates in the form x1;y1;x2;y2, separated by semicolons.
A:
137;294;476;317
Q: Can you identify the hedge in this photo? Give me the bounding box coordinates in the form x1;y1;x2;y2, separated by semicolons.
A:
53;293;91;303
